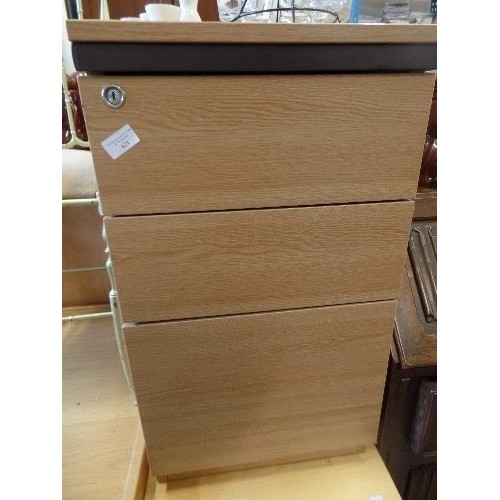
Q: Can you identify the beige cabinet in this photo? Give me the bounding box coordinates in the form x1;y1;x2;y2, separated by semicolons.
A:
79;73;432;216
104;202;413;323
125;302;396;477
72;21;436;480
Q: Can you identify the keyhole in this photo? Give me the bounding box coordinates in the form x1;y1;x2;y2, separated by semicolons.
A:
102;85;125;108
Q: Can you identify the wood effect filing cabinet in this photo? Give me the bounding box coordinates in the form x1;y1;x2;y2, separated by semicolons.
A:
69;21;437;479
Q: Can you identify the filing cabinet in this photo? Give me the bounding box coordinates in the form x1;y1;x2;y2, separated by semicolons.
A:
69;21;436;479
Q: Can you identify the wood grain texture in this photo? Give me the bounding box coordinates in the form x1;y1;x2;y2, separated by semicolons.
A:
124;301;397;478
62;205;106;269
377;353;436;498
123;423;149;500
67;20;436;44
394;258;437;368
79;73;435;216
156;446;366;482
62;157;109;305
62;317;140;500
62;303;110;316
413;188;437;220
146;446;401;499
62;269;110;308
62;203;109;307
105;202;413;323
410;380;437;456
405;465;436;500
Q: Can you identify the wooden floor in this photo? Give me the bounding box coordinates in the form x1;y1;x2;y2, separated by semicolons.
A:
63;314;401;500
62;315;143;500
146;447;401;500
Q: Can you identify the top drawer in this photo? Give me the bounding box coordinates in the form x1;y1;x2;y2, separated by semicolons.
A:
79;73;435;216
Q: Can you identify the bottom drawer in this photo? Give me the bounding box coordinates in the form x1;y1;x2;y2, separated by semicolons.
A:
124;300;396;478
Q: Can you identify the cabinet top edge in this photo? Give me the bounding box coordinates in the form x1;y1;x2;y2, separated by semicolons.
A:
66;20;437;45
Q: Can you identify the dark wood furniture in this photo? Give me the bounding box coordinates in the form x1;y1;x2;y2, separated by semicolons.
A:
378;220;437;499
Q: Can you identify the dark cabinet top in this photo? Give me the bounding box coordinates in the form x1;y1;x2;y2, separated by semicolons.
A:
66;21;437;74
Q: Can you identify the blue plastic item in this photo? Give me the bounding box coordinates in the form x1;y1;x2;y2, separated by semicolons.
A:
350;0;360;22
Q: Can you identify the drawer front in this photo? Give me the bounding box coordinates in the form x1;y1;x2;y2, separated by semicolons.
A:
124;301;397;477
410;380;437;456
106;202;413;323
79;73;434;216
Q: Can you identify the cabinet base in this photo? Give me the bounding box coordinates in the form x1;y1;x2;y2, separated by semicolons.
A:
156;446;366;482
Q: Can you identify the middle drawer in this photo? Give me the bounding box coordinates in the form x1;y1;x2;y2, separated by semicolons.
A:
105;202;413;323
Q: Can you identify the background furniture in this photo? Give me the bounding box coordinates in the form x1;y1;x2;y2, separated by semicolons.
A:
62;149;111;311
62;66;110;311
377;218;437;499
68;21;436;480
63;67;135;394
377;80;437;498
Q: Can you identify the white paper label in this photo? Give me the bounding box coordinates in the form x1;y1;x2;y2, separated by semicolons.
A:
101;124;140;160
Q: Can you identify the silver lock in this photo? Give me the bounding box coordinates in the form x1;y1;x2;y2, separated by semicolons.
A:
101;85;125;108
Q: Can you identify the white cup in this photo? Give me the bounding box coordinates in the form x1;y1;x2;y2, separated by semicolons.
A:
145;3;181;21
139;12;149;21
120;17;140;21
